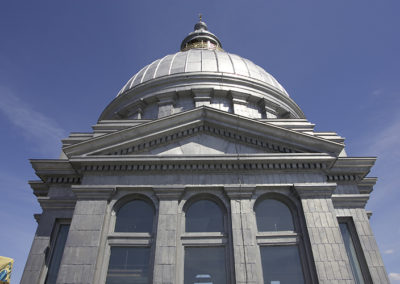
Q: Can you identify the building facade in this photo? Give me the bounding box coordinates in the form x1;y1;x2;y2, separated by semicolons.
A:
22;20;389;284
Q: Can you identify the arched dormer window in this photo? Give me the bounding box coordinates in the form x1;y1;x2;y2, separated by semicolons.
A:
255;196;306;284
106;197;155;284
182;196;230;284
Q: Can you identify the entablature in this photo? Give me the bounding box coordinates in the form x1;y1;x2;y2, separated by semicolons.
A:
69;153;335;173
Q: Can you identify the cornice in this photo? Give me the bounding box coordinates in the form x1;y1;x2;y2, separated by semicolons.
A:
30;159;80;183
28;153;341;183
329;157;376;172
358;177;377;194
326;157;377;183
29;180;49;197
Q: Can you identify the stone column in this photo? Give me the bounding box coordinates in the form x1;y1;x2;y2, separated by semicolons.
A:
152;187;184;284
295;183;355;283
56;186;115;284
225;186;260;284
128;100;146;119
231;91;249;117
259;99;278;119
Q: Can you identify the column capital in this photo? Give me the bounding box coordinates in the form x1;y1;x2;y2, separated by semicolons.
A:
71;185;116;200
37;197;76;210
294;183;336;198
224;185;254;199
153;186;185;200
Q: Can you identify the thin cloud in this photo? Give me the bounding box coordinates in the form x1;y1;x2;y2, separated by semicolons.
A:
389;273;400;281
360;106;400;279
371;89;383;96
384;249;394;254
367;115;400;158
0;87;67;156
363;114;400;202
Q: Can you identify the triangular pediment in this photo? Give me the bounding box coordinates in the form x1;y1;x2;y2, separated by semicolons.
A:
147;133;267;155
63;107;344;158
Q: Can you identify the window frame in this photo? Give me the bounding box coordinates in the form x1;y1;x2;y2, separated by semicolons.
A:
104;194;157;284
338;217;372;284
179;193;233;284
254;193;312;284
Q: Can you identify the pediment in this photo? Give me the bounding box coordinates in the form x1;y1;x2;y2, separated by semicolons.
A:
147;133;267;155
63;107;344;158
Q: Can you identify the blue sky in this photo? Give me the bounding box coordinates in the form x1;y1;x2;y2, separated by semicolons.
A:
1;1;399;283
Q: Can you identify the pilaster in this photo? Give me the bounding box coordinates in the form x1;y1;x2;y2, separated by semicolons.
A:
157;92;177;118
259;99;278;119
225;186;259;284
152;187;184;284
193;89;212;107
335;207;390;283
21;208;74;284
295;183;355;283
56;186;115;284
231;91;249;117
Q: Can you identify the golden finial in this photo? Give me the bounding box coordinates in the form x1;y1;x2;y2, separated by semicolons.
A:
199;13;202;22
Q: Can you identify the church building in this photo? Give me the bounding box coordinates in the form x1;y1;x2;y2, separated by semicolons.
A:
22;19;389;284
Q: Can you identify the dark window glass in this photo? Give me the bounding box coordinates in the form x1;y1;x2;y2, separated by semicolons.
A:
186;200;223;232
255;199;294;232
45;224;70;284
106;247;150;284
184;247;226;284
339;222;366;284
115;200;154;233
260;246;304;284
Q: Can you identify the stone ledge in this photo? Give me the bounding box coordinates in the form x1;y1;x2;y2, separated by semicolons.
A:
71;186;116;200
294;183;336;198
37;197;76;210
332;194;370;208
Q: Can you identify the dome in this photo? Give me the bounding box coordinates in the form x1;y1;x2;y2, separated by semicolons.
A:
117;49;289;98
100;19;304;121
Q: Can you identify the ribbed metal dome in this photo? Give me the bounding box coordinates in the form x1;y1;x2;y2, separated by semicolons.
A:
100;19;305;121
117;49;289;97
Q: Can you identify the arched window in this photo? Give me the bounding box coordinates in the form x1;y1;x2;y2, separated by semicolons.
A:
255;197;306;284
182;197;230;284
186;199;223;232
106;198;155;284
115;199;154;232
255;198;294;231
